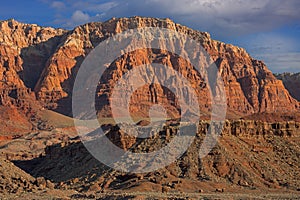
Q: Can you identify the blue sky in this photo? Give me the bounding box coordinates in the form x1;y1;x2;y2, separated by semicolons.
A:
1;0;299;73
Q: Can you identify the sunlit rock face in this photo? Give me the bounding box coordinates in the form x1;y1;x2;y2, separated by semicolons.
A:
0;17;299;118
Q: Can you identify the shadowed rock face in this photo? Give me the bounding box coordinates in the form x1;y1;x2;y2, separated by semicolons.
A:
276;72;300;101
0;17;299;119
0;158;57;194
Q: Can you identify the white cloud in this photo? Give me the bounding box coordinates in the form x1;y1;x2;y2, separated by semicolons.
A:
72;10;90;22
103;0;300;38
72;2;118;13
61;10;90;28
46;0;300;72
51;1;66;10
48;0;300;37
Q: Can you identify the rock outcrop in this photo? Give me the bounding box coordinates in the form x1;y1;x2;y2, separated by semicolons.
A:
0;19;66;90
0;19;67;133
1;17;300;198
32;17;299;117
276;72;300;101
13;120;300;192
0;158;56;194
0;17;299;121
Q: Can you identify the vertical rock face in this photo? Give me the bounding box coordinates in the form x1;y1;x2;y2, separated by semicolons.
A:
0;17;299;119
0;19;66;89
205;44;299;114
95;48;211;119
0;19;66;133
0;19;66;107
276;73;300;101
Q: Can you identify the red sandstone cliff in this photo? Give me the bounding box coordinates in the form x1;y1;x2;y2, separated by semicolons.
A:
276;72;300;101
0;17;299;120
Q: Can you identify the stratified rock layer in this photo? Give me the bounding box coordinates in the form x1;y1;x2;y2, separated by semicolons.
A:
13;120;300;193
33;17;299;117
0;19;66;133
276;72;300;101
0;17;299;121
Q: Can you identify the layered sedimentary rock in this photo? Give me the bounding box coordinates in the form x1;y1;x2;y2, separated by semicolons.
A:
276;72;300;101
14;120;300;192
0;19;66;133
0;19;66;106
0;19;66;90
33;17;299;117
0;17;299;119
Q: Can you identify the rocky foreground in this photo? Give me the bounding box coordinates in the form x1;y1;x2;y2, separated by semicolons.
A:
0;119;299;199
